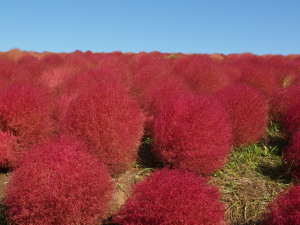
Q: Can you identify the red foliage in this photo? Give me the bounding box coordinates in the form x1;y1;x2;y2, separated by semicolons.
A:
236;59;281;97
16;55;43;79
130;57;172;104
220;61;242;83
142;76;191;135
283;129;300;180
0;57;30;86
215;84;268;146
174;54;231;94
114;169;226;225
144;76;190;116
263;185;300;225
94;55;133;89
63;80;144;175
281;98;300;136
0;82;55;167
5;136;114;225
40;67;71;89
39;53;65;69
153;93;233;175
269;85;300;122
0;131;17;168
131;52;169;74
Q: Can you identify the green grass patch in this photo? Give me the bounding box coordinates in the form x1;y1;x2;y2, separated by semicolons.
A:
210;122;293;224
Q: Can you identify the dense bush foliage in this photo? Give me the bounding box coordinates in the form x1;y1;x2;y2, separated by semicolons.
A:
5;136;113;225
114;169;226;225
215;83;268;146
281;98;300;136
153;93;233;175
283;129;300;180
0;131;16;168
237;60;281;97
263;185;300;225
269;85;300;122
63;79;144;175
174;54;231;94
0;81;55;167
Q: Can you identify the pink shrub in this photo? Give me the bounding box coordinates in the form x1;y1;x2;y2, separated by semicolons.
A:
237;60;281;97
0;57;30;86
63;52;95;75
215;84;268;146
114;169;226;225
263;185;300;225
130;58;172;104
283;129;300;180
94;55;133;89
0;131;17;168
40;66;72;90
5;136;114;225
281;99;300;136
39;53;65;69
0;82;55;167
174;54;231;94
144;76;190;116
16;55;43;79
142;76;191;135
153;93;233;175
131;52;169;74
220;62;242;83
63;80;144;175
269;85;300;122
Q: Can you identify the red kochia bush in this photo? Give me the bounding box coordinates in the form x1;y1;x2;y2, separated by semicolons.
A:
0;131;16;168
114;169;226;225
283;129;300;180
174;54;231;94
237;60;281;97
0;82;55;167
153;93;233;175
215;84;268;146
281;99;300;136
94;54;133;89
263;185;300;225
63;80;144;175
269;85;300;122
0;57;30;86
5;136;114;225
141;76;191;135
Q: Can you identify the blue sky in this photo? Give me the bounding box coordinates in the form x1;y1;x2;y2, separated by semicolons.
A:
0;0;299;55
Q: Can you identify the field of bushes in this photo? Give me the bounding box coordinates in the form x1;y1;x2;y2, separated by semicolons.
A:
0;49;299;224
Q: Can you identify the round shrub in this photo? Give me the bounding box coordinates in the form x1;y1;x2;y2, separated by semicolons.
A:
17;55;43;79
142;76;191;134
153;93;233;175
94;54;133;89
269;85;300;122
237;60;281;97
0;81;55;167
283;129;300;180
215;83;268;146
5;136;114;225
263;185;300;225
0;57;30;86
174;54;231;94
0;131;16;168
63;79;144;175
130;60;172;105
114;169;226;225
281;98;300;136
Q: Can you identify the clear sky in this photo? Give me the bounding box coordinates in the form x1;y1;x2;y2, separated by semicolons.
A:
0;0;299;55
